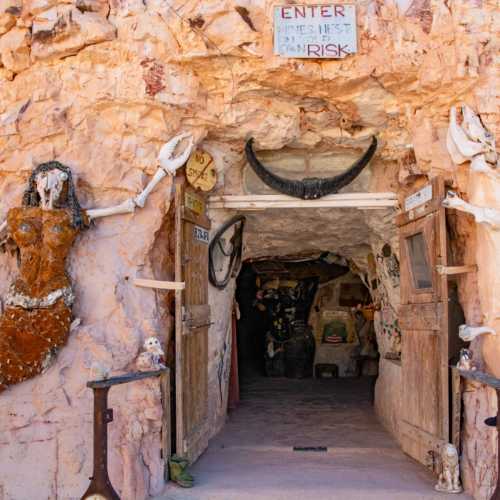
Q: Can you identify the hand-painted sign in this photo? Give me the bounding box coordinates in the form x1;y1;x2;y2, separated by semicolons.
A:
186;150;218;192
273;4;357;59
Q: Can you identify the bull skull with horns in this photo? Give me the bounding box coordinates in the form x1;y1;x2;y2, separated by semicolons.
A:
245;136;378;200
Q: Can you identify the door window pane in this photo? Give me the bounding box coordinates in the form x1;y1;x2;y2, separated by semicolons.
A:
406;233;432;289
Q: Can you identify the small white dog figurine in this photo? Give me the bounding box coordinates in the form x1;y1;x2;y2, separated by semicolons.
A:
136;336;166;371
435;444;463;493
456;348;476;372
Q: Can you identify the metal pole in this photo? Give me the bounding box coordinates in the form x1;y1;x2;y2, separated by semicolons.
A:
80;370;167;499
490;388;500;500
81;386;120;500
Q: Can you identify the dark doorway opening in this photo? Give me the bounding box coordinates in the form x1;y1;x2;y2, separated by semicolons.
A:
235;253;379;394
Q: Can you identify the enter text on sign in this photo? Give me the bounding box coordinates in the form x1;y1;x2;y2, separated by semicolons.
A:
280;5;346;18
273;4;357;59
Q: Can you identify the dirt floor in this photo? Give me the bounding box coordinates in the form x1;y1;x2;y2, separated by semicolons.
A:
157;377;473;500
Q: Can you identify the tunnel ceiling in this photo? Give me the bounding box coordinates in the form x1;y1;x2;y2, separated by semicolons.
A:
221;144;399;269
241;206;396;269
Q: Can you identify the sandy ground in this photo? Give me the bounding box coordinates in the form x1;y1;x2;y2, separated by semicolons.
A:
156;377;472;500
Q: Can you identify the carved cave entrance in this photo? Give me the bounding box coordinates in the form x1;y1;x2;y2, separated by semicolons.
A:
216;142;399;444
220;208;394;466
201;159;467;489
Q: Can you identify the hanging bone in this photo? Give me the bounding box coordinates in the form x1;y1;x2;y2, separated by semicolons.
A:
443;191;500;230
245;136;377;200
459;324;496;342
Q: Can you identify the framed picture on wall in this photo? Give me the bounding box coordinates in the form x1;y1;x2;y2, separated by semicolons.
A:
319;308;358;345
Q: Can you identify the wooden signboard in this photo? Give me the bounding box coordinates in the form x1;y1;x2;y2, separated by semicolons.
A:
273;4;357;58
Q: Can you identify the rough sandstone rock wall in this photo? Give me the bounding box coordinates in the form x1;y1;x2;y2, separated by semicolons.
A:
0;0;498;499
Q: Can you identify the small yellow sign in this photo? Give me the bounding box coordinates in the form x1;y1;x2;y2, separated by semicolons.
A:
185;191;204;216
186;150;217;192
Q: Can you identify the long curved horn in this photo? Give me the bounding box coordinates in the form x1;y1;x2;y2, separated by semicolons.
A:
245;136;378;200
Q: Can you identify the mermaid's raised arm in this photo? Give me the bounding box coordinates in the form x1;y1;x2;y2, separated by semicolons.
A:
86;198;137;221
86;133;194;221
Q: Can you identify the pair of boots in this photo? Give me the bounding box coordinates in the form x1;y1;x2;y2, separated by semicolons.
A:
169;455;194;488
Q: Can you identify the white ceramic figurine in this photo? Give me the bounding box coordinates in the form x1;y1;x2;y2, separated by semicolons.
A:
136;336;166;371
435;444;463;494
456;348;476;372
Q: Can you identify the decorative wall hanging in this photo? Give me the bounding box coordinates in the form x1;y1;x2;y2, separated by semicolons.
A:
319;309;357;344
208;215;246;289
0;133;194;392
244;136;377;199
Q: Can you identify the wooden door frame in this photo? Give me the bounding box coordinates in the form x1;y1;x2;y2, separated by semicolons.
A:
173;178;211;462
397;177;450;470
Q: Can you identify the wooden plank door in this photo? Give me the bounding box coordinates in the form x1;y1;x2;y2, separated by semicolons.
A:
396;177;449;472
174;181;211;463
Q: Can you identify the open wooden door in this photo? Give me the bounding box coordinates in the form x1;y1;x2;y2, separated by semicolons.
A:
397;177;449;472
174;180;211;463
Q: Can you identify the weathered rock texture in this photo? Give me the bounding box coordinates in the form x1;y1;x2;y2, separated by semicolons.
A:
0;0;498;499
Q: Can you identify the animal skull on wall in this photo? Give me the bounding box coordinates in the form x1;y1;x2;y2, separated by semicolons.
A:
447;105;498;179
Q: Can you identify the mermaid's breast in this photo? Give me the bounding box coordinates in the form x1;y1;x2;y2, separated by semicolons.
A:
7;208;78;296
7;207;43;247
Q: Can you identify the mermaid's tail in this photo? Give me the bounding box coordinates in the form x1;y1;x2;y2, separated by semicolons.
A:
0;299;71;391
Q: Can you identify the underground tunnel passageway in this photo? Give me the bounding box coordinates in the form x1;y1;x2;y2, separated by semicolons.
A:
234;257;377;383
160;375;472;500
162;158;475;500
160;254;472;500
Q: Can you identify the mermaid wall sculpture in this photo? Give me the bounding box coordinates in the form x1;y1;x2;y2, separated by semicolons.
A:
0;132;194;392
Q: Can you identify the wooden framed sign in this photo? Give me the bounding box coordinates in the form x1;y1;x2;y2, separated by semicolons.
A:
273;4;357;58
185;191;205;216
